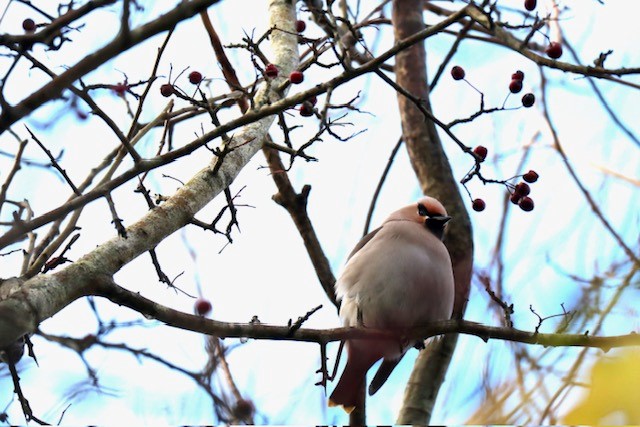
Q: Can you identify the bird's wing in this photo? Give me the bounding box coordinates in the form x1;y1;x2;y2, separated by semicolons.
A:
368;358;401;396
346;226;382;260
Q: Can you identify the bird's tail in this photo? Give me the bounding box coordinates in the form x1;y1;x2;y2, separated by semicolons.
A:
328;356;367;414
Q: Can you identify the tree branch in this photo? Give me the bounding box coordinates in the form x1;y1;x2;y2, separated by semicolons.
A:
90;279;640;351
0;0;300;348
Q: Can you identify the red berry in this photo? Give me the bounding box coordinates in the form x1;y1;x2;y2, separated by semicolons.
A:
518;196;534;212
473;145;488;161
233;398;255;419
545;41;563;59
289;70;304;84
524;0;537;11
523;170;539;183
510;193;522;205
511;70;524;81
160;83;174;97
295;20;306;33
472;198;486;212
265;63;278;78
509;79;523;94
188;71;203;84
451;66;465;80
299;102;314;117
22;18;36;33
514;182;531;197
307;95;317;106
194;298;212;316
522;93;535;108
112;82;128;96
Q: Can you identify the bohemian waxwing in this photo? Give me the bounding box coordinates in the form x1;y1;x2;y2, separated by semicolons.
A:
328;196;455;412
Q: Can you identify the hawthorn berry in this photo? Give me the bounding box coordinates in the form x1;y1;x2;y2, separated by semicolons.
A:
514;182;531;197
289;70;304;84
451;65;465;81
160;83;174;97
472;198;486;212
299;102;314;117
510;193;522;205
511;70;524;81
194;298;212;316
188;71;203;84
473;145;488;161
264;63;278;78
233;398;255;419
112;82;128;96
295;20;306;33
509;79;523;94
522;93;535;108
545;41;563;59
523;170;539;183
518;196;535;212
22;18;36;33
524;0;537;11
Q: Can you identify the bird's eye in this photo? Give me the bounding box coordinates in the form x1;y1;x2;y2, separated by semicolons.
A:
417;203;429;217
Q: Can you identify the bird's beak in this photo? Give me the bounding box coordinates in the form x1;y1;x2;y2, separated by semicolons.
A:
424;215;452;240
432;215;452;225
424;215;451;227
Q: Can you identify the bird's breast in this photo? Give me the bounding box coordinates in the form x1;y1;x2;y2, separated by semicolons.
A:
335;222;454;330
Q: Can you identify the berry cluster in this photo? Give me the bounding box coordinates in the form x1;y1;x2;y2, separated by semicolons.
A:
469;156;540;213
156;69;205;98
509;70;524;94
520;1;563;59
452;66;535;109
509;170;539;212
265;64;305;85
509;70;536;108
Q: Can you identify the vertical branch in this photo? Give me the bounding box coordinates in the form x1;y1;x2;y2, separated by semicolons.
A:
199;8;337;306
264;151;338;307
391;0;473;424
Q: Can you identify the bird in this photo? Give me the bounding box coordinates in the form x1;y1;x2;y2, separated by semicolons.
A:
328;196;455;413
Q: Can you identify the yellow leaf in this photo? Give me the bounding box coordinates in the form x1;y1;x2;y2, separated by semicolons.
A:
563;349;640;425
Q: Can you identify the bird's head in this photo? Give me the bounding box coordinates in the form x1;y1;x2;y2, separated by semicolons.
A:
386;196;451;240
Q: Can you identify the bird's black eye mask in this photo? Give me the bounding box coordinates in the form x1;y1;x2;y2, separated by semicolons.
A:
417;202;452;241
417;203;430;217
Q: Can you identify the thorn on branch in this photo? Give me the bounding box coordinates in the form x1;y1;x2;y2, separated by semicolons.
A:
287;304;323;336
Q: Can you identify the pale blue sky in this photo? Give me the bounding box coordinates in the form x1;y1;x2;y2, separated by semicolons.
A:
0;0;638;424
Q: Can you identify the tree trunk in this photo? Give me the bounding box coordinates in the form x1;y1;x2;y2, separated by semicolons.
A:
391;1;474;423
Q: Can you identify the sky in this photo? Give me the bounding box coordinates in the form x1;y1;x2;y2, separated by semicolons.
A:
0;0;638;424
